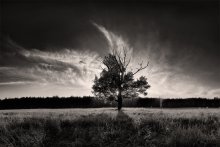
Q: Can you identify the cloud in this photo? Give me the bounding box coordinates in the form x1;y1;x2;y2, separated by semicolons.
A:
93;22;133;66
90;23;220;98
0;21;219;98
0;37;101;94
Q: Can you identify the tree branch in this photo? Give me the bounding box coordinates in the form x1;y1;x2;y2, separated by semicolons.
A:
123;47;127;66
125;56;131;69
115;50;124;71
132;61;149;75
113;55;123;73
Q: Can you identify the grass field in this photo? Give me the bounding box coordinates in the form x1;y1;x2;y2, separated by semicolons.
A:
0;108;220;147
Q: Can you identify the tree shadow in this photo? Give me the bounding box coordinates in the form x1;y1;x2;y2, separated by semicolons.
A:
116;110;131;121
115;110;135;129
109;110;138;146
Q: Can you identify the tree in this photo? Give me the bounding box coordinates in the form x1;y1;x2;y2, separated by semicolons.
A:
92;47;150;110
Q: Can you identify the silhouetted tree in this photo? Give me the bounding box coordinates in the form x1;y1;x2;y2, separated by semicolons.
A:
92;47;150;110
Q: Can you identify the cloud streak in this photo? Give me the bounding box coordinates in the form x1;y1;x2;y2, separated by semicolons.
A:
0;37;101;98
0;20;219;98
93;22;133;66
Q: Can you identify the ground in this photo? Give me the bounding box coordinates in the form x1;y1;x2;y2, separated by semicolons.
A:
0;108;220;147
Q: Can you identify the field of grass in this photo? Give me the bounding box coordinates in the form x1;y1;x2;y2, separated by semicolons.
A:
0;108;220;147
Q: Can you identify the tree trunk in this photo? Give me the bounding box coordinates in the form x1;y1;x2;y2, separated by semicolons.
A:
117;89;122;111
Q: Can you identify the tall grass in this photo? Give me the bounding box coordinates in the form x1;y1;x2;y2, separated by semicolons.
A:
0;109;219;147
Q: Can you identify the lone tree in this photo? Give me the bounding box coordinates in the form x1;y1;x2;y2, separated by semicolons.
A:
92;47;150;110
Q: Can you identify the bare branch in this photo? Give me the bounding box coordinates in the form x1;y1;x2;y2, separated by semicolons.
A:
132;61;149;75
117;54;124;71
102;59;110;70
125;56;131;69
123;47;127;66
113;55;123;72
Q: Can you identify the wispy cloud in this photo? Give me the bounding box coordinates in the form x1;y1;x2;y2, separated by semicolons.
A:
0;37;101;97
0;23;219;98
93;22;133;67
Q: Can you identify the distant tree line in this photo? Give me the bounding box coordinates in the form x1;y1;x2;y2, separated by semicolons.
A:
0;96;93;109
137;98;220;108
0;96;219;109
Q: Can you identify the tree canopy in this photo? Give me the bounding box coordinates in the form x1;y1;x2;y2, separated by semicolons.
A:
92;47;150;110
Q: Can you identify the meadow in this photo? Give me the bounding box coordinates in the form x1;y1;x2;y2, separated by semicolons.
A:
0;108;220;147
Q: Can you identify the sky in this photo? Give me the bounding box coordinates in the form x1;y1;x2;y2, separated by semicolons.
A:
0;0;219;98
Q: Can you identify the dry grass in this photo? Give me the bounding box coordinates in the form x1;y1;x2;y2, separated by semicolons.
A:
0;108;220;147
